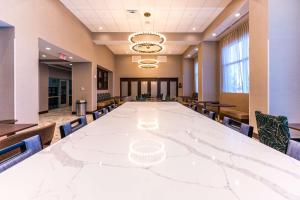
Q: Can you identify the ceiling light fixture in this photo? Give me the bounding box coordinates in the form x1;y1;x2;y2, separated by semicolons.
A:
130;41;164;54
128;32;166;44
69;56;73;59
192;27;196;31
212;33;217;37
128;32;166;54
98;26;103;30
45;47;51;51
138;59;159;69
42;54;47;58
235;13;241;18
69;63;73;66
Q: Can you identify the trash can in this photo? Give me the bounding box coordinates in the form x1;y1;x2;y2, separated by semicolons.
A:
76;100;87;116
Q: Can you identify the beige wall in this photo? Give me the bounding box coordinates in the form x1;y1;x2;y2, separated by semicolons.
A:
0;27;14;120
182;58;194;96
72;63;93;112
268;0;300;122
0;0;115;123
38;63;49;113
114;55;183;96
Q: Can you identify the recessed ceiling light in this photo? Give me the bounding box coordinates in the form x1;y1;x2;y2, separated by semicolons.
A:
192;27;196;31
69;63;73;66
42;54;47;58
45;47;51;51
212;33;217;37
187;54;191;57
69;56;73;59
98;26;103;30
235;13;241;18
194;48;198;51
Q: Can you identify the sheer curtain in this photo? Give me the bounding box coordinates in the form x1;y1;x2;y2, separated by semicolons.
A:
194;58;198;93
221;22;249;93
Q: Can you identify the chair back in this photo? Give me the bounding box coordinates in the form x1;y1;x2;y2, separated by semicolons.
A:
255;111;290;153
287;140;300;161
107;105;113;112
223;117;253;138
0;123;55;152
191;104;197;111
60;116;87;138
0;135;42;173
92;109;106;120
201;108;216;120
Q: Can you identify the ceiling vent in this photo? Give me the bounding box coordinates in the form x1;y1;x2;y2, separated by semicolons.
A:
126;9;139;18
127;9;138;14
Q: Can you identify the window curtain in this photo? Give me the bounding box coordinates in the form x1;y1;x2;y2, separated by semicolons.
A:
194;58;198;93
220;22;249;93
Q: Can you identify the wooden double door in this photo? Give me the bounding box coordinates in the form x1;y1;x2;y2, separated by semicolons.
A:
120;78;178;100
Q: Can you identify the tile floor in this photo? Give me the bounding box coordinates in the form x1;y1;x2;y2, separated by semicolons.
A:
38;107;93;143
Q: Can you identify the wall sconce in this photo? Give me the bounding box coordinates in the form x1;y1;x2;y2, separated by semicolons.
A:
178;83;182;88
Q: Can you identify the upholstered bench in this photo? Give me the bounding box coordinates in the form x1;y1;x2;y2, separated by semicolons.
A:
220;108;249;123
97;93;115;110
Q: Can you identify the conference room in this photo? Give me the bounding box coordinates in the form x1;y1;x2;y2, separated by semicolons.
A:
0;0;299;199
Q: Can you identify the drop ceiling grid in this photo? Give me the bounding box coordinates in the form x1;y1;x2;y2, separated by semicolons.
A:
60;0;232;33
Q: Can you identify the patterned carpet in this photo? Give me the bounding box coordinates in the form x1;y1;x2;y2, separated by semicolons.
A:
38;107;93;143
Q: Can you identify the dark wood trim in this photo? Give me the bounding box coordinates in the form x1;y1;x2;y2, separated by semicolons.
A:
167;80;170;96
97;67;109;90
39;110;49;114
120;77;179;98
137;81;141;96
147;81;151;95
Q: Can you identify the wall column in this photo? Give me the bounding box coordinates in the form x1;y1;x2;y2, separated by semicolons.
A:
182;58;194;96
249;0;300;130
197;42;218;101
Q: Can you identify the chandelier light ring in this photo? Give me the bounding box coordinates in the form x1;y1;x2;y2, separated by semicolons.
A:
138;63;159;69
138;59;159;65
130;41;164;54
128;32;166;44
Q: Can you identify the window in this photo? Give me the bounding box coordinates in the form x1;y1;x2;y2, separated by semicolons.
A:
194;58;198;93
221;23;249;93
97;68;108;90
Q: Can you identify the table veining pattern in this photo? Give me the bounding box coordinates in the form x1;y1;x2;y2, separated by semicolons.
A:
0;102;300;200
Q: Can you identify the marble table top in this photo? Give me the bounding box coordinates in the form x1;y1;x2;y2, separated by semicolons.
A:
0;102;300;200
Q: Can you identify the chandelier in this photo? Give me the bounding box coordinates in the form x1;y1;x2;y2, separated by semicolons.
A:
128;32;166;54
138;59;159;69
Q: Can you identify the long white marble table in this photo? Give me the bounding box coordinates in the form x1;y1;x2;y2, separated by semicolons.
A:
1;102;300;200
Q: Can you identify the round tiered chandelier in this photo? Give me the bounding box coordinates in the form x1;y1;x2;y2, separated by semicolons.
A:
138;59;159;69
128;31;166;54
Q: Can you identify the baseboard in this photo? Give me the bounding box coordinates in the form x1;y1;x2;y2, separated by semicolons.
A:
39;110;48;114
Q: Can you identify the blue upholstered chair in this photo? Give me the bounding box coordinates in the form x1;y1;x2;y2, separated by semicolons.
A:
287;140;300;161
107;104;117;112
0;135;42;173
223;116;253;138
92;109;106;121
201;108;216;120
59;116;87;138
255;111;290;153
